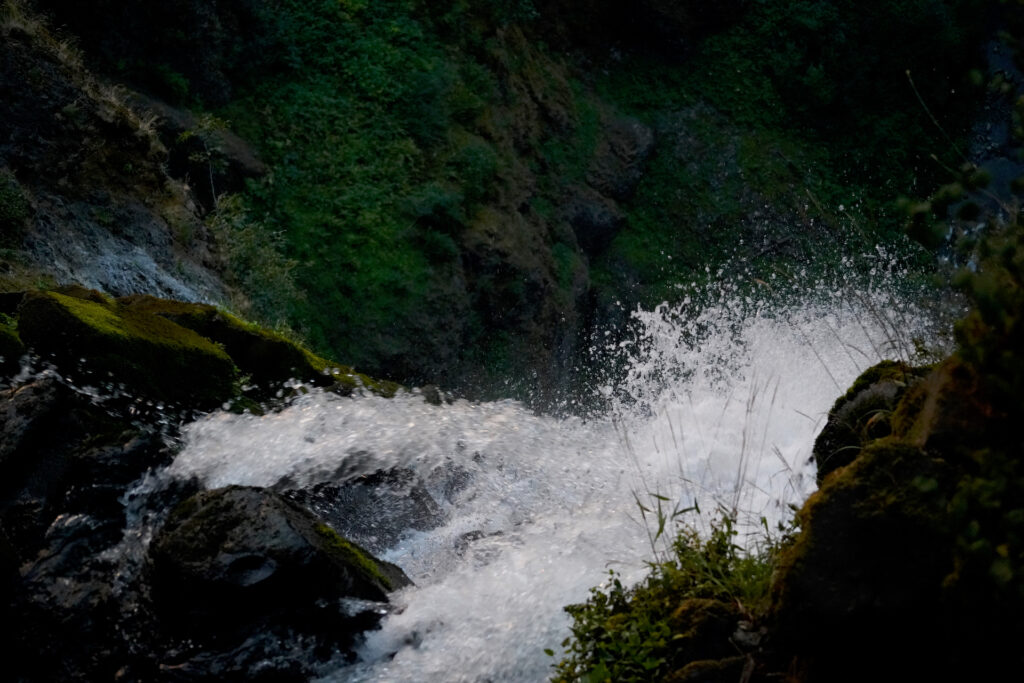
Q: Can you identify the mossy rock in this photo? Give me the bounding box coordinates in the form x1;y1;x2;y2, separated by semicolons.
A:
52;284;113;305
16;290;236;408
773;351;1021;681
663;655;747;683
119;294;399;397
770;438;956;681
150;486;411;629
664;598;743;668
889;355;993;457
0;315;24;374
812;360;929;483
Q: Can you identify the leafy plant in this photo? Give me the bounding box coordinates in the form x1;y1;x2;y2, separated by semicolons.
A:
207;194;301;329
551;511;783;682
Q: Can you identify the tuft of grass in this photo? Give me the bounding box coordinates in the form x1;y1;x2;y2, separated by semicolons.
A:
1;0;163;154
551;512;783;683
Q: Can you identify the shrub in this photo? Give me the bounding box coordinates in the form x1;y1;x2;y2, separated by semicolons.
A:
206;194;300;329
552;513;781;682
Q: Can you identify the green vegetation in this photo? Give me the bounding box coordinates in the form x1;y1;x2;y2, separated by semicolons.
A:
217;0;520;376
226;0;989;382
16;0;1000;397
206;194;301;329
587;0;988;307
552;513;781;682
941;214;1024;623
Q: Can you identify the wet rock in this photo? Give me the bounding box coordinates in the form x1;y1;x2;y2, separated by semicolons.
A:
0;379;181;682
281;468;446;555
0;376;139;556
149;486;412;677
17;289;237;409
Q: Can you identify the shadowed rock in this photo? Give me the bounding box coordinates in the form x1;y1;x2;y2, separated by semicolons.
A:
148;485;411;678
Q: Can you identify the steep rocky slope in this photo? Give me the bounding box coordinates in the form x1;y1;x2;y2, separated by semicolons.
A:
0;2;227;301
3;0;1001;406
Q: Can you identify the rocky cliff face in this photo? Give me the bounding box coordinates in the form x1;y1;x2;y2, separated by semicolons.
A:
0;4;227;302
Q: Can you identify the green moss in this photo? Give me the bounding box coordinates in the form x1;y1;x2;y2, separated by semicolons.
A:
314;522;393;591
0;313;24;372
120;294;400;398
835;361;915;410
16;290;236;407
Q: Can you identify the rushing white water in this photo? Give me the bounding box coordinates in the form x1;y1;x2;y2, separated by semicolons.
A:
162;258;953;682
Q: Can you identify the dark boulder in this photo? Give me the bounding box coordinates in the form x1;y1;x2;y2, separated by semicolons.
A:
0;375;181;682
281;468;447;554
812;360;928;484
149;486;412;677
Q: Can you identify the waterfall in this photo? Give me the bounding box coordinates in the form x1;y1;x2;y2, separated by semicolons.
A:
160;256;953;682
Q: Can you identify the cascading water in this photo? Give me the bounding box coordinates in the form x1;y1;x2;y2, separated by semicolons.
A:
154;256;955;682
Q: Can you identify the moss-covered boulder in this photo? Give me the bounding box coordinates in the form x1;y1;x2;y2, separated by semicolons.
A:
16;289;237;408
10;287;401;411
771;439;955;680
149;486;411;675
120;294;399;397
812;360;929;483
771;353;1024;681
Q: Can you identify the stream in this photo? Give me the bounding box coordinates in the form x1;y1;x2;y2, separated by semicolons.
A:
153;258;952;682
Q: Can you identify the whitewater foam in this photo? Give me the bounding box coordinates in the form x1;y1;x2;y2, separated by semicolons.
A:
161;262;953;682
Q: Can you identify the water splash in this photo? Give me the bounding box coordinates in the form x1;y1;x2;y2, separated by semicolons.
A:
162;259;955;682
